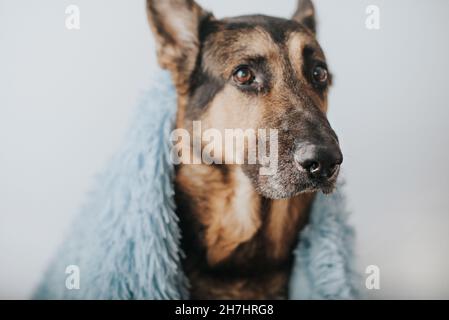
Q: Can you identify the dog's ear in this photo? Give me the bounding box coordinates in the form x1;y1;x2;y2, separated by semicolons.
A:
146;0;212;83
292;0;316;34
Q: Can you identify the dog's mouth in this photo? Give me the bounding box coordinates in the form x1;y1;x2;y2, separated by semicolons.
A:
244;161;340;199
296;162;340;195
287;173;340;198
304;175;339;195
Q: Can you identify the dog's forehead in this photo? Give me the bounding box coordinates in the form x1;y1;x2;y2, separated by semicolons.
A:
222;15;307;38
202;15;324;69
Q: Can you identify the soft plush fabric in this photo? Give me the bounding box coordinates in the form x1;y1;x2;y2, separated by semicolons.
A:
34;69;359;300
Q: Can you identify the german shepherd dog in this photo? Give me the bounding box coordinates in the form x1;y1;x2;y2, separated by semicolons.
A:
147;0;343;299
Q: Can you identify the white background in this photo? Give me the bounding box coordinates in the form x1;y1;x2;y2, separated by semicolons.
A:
1;0;449;299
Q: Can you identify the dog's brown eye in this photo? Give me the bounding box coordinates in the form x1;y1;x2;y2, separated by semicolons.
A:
312;65;328;85
233;66;254;85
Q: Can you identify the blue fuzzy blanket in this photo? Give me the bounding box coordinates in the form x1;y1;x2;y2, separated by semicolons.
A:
34;70;359;299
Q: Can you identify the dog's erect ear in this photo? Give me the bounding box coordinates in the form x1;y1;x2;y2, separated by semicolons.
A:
146;0;212;82
292;0;316;34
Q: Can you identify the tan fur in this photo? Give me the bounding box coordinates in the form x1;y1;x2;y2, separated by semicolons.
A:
203;27;282;78
287;31;329;112
267;193;315;260
177;164;315;299
146;0;210;89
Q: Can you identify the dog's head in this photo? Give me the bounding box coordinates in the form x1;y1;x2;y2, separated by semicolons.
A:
147;0;343;199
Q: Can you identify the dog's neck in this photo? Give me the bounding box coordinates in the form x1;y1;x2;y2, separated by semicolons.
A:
175;163;315;269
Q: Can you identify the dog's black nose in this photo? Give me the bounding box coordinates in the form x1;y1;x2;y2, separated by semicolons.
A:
295;143;343;179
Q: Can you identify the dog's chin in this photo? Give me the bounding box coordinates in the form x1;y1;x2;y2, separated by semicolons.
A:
254;180;337;200
242;164;339;200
